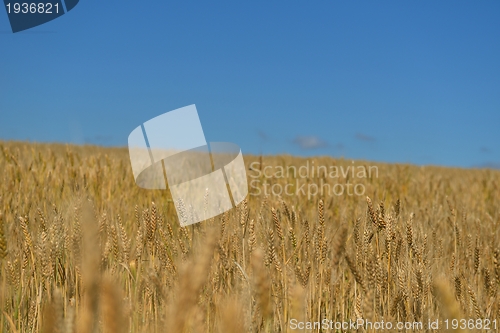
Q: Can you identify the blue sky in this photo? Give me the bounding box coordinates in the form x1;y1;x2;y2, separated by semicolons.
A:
1;1;499;168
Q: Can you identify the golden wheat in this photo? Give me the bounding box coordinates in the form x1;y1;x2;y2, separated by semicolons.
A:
0;141;499;332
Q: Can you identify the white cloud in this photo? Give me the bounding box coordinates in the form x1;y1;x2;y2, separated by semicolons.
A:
292;135;329;150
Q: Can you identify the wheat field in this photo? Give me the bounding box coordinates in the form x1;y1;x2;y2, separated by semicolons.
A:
0;141;499;332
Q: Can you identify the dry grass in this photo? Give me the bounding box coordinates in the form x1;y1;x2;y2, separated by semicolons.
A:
0;140;499;332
